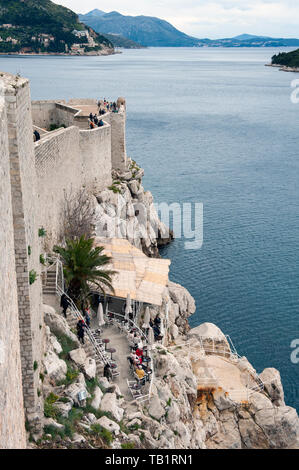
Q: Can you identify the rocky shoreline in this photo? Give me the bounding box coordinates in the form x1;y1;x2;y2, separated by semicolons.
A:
265;63;299;72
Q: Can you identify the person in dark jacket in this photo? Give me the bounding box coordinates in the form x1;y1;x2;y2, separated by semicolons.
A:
60;294;71;318
76;320;86;344
104;363;113;382
33;130;40;142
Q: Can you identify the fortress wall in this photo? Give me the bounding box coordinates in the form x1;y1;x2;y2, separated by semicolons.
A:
35;126;82;245
79;123;112;195
106;111;127;172
55;102;80;128
3;74;44;433
31;100;59;130
0;94;26;449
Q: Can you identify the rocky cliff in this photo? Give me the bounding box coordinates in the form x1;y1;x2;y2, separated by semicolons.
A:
32;158;299;450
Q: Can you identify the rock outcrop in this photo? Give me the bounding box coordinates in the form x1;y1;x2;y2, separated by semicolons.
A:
95;159;174;258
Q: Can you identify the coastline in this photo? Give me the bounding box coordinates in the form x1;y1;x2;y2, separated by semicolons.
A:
0;49;118;57
265;63;299;72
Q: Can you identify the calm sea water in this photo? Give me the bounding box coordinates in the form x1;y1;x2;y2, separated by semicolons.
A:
1;48;298;410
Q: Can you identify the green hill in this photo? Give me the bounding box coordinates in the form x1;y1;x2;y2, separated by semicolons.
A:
272;49;299;68
0;0;113;54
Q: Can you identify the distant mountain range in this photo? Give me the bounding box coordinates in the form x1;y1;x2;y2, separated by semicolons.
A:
79;10;299;48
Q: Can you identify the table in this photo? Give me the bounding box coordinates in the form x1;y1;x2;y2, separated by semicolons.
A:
142;357;151;364
106;347;116;360
102;338;110;350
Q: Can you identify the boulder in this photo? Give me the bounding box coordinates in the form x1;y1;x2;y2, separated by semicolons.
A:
43;350;67;382
91;386;103;409
43;418;64;430
188;323;230;354
53;401;72;418
43;304;79;345
166;402;181;424
168;282;196;319
148;395;165;421
64;373;90;406
255;405;299;449
84;358;96;380
259;368;285;406
96;416;120;435
100;393;124;422
69;348;87;368
72;433;86;444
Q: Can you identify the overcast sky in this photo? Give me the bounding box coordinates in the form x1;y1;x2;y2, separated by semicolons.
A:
53;1;299;38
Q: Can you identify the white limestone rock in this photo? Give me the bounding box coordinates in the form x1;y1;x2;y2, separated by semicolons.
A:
64;373;90;406
166;402;181;424
69;348;86;368
168;282;196;319
96;416;120;435
91;386;103;409
84;357;96;380
259;368;285;407
53;401;72;418
43;350;67;382
43;418;64;430
100;393;124;422
148;394;165;421
43;304;79;345
72;433;86;444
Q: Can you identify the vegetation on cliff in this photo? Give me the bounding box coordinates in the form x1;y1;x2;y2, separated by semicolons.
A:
272;49;299;68
0;0;113;54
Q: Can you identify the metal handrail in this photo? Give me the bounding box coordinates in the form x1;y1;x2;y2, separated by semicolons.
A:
49;258;110;367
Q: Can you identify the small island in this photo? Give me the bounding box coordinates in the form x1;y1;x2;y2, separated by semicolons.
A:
0;0;114;56
270;48;299;72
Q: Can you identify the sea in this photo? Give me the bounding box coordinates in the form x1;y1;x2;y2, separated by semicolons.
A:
0;47;298;410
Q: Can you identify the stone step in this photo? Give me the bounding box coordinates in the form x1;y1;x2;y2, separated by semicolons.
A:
43;289;56;294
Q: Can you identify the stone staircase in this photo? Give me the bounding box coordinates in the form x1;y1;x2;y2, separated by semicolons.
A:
42;268;56;295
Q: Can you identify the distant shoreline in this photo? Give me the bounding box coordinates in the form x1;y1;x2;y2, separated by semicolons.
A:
0;50;119;57
265;63;299;72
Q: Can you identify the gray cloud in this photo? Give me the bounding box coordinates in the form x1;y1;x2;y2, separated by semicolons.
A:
53;1;299;38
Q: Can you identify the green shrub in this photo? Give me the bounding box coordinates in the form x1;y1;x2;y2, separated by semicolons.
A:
39;373;45;382
90;424;113;445
121;442;135;449
56;361;79;386
29;270;37;285
56;333;78;360
40;254;46;265
38;227;47;237
108;184;121;194
33;360;38;371
28;246;31;256
44;393;60;419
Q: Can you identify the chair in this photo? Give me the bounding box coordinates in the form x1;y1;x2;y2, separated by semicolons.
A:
127;379;142;400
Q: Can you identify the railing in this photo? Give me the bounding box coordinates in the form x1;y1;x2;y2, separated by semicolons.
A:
46;258;110;367
46;258;154;400
169;337;264;400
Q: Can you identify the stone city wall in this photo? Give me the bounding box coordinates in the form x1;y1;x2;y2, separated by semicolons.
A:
2;72;44;438
0;89;27;449
35;123;112;246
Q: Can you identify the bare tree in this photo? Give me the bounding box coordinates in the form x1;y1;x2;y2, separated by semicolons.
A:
60;187;98;241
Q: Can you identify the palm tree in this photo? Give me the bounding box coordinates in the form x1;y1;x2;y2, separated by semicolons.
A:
54;236;116;304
